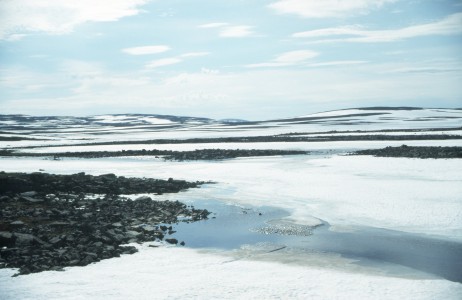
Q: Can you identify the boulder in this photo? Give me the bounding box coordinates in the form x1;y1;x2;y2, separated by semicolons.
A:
165;238;178;245
0;231;15;247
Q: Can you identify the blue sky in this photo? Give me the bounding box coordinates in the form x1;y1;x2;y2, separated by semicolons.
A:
0;0;461;119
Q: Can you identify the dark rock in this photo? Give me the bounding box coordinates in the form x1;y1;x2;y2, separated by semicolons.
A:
165;238;178;245
14;233;37;246
0;195;11;202
0;232;15;247
354;145;462;159
0;171;211;276
20;191;37;197
10;221;25;226
20;196;43;203
120;246;138;254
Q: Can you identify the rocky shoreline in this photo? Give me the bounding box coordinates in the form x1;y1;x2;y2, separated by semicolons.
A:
354;145;462;159
0;149;308;161
0;172;210;276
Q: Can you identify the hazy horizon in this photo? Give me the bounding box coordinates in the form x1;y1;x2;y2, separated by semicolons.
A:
1;1;461;119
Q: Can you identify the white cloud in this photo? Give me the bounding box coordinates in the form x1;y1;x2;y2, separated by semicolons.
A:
4;33;28;41
219;25;255;38
268;0;395;18
307;60;368;67
145;58;182;69
0;0;150;39
247;50;319;68
146;57;183;69
143;52;209;69
293;13;462;42
199;22;255;38
2;59;462;118
122;45;170;55
274;50;319;63
198;22;229;28
180;52;210;58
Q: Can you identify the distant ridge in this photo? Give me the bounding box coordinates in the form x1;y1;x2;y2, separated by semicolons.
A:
356;107;424;111
1;107;461;129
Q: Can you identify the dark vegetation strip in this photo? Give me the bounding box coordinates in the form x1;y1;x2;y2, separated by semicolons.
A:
277;126;462;136
0;172;210;276
354;145;462;159
10;133;462;150
0;149;309;161
0;136;42;141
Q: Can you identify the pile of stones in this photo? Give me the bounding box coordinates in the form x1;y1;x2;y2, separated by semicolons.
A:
0;172;210;275
354;145;462;159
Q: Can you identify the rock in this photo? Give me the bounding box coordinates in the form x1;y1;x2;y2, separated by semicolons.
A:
0;231;15;247
119;246;137;254
140;225;156;233
0;196;11;202
10;221;25;226
125;231;141;239
79;255;95;266
48;221;72;227
14;233;48;246
20;191;37;197
13;233;36;246
20;196;43;203
0;171;211;275
165;238;178;245
49;236;64;245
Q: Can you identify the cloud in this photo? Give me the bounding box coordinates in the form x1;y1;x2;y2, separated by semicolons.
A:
180;52;210;58
145;58;182;69
4;62;461;119
0;0;150;40
219;25;255;38
268;0;395;18
143;52;209;69
198;22;229;28
199;23;255;38
122;45;170;55
293;13;462;42
307;60;368;67
247;50;319;68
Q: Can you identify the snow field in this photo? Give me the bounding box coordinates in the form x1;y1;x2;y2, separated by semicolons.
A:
1;245;461;300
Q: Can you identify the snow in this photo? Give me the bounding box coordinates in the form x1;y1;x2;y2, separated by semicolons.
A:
2;108;462;150
1;245;461;300
1;108;462;298
1;154;461;240
296;108;374;118
91;115;175;125
21;139;462;153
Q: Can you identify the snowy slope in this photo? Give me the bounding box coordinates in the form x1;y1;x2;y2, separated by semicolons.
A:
1;108;461;148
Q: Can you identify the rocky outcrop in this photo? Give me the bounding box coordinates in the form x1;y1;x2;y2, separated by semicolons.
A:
0;172;210;275
0;172;205;195
353;145;462;159
1;149;308;161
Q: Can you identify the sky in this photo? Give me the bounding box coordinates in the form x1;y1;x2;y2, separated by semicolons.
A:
0;0;461;120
